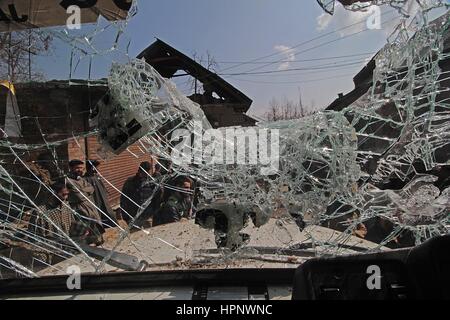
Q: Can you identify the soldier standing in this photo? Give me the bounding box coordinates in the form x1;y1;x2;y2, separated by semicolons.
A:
67;159;104;245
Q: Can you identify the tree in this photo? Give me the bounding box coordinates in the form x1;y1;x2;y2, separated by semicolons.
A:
190;50;219;94
298;87;305;118
265;95;316;122
268;98;281;122
0;30;52;82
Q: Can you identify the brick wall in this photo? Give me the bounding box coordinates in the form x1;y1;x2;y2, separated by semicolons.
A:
1;81;159;208
85;136;155;207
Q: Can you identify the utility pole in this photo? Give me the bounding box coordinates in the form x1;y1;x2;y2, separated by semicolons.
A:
298;86;305;118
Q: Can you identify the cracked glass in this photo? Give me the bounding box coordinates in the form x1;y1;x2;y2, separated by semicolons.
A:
0;0;448;280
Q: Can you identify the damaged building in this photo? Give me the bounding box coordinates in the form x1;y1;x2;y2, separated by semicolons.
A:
0;40;257;212
0;0;448;300
326;11;450;192
0;80;155;212
138;39;257;128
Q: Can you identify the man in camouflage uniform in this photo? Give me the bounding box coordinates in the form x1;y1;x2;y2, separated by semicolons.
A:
120;161;159;225
66;159;104;245
152;176;194;227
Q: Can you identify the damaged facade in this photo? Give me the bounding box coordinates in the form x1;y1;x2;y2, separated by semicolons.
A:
138;39;257;128
0;81;155;211
325;11;450;244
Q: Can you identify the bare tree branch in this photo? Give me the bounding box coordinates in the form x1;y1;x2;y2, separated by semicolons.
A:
0;30;52;82
265;95;315;122
189;50;219;94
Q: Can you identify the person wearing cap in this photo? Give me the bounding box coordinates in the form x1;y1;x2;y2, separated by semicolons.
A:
66;159;104;245
85;160;117;228
119;161;158;225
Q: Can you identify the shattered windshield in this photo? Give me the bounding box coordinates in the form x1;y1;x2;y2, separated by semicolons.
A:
0;0;449;280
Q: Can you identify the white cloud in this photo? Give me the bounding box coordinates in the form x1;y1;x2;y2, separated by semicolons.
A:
317;12;332;31
274;45;296;70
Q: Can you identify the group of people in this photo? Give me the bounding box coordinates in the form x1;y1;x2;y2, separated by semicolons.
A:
28;159;114;247
27;158;196;248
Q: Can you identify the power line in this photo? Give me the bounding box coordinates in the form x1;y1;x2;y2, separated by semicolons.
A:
236;13;400;75
168;11;400;92
205;52;376;65
190;12;400;89
225;73;356;85
223;61;366;78
219;60;368;76
172;58;368;79
216;9;396;73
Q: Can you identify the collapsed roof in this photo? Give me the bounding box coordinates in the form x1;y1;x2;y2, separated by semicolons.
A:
137;39;255;128
138;39;252;107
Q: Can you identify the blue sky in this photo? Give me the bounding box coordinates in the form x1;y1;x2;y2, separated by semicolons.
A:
38;0;449;117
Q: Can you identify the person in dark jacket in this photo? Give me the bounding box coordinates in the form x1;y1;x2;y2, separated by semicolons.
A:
66;159;103;245
120;161;159;225
85;160;117;228
152;176;194;227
